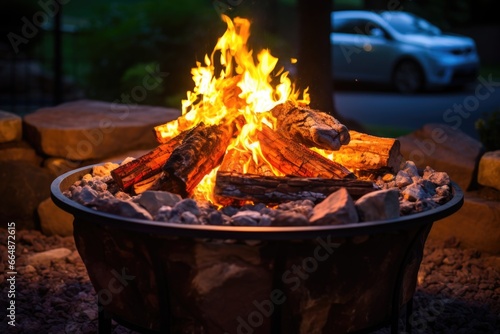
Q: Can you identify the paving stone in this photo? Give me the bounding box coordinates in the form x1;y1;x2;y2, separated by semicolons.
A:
23;99;180;160
0;110;22;143
0;140;42;165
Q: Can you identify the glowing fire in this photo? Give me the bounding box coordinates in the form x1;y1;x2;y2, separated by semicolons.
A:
155;15;310;203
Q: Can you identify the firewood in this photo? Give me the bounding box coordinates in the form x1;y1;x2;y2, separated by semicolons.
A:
219;148;275;176
331;131;403;177
159;122;235;197
110;126;198;191
271;101;350;151
256;124;355;179
215;171;377;206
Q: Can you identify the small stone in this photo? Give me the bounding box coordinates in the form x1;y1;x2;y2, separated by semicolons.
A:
271;211;309;226
423;166;451;186
231;210;262;226
173;198;200;216
27;248;72;266
92;162;119;177
382;173;395;182
309;188;358;225
355;188;400;222
401;183;428;202
180;211;199;224
135;190;182;215
403;160;420;178
395;170;413;188
94;198;153;220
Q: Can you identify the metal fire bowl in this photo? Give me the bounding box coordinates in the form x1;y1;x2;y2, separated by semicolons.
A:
51;164;464;334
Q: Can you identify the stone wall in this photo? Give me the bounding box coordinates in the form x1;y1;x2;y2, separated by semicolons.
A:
0;99;180;234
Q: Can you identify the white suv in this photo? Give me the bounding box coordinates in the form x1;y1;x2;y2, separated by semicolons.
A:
331;10;480;93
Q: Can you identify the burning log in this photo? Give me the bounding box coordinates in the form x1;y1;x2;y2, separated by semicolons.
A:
271;101;350;151
159;122;235;197
332;131;403;177
219;148;275;176
111;126;196;191
215;171;377;206
256;124;355;179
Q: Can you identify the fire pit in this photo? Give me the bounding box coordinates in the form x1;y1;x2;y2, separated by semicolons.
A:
51;164;463;334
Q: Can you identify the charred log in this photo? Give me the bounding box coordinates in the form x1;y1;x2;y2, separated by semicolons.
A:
256;124;355;179
110;128;193;191
159;122;235;197
332;131;403;177
215;171;377;206
271;101;350;151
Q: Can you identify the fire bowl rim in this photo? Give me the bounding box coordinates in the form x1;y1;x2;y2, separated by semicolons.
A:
51;163;464;240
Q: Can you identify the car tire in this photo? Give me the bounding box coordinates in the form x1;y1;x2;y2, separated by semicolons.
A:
392;60;424;94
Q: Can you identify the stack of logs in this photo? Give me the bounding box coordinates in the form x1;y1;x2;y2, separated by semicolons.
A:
111;102;403;205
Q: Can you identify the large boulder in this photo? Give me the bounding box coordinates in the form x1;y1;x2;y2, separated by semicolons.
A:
398;124;483;191
477;150;500;191
37;198;74;237
23;100;180;160
429;191;500;254
0;161;52;229
0;140;42;165
0;110;22;143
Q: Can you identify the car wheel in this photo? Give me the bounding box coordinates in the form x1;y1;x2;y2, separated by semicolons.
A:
392;60;424;94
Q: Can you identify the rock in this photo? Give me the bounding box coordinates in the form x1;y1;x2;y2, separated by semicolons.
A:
27;248;72;266
91;162;119;177
43;158;83;177
395;170;413;188
271;211;309;226
0;110;22;143
429;191;500;254
355;188;400;222
423;166;451;187
0;140;42;165
23;99;180;160
94;198;153;220
134;190;182;215
398;124;483;191
0;161;53;229
37;198;74;237
173;198;200;216
309;188;358;225
401;183;428;202
477;150;500;191
231;210;267;226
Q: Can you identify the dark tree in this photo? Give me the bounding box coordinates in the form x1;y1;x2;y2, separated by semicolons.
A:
296;0;335;116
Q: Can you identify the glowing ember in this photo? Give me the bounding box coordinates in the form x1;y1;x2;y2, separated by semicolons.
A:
155;15;309;203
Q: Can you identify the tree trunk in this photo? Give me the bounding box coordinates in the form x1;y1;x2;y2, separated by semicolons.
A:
297;0;335;115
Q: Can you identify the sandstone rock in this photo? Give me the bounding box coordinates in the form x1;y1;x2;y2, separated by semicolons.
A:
37;198;74;237
398;124;483;191
355;188;400;222
27;248;72;266
23;99;180;160
478;150;500;191
429;191;500;254
43;157;83;177
310;188;358;225
0;161;52;229
0;111;22;143
0;140;42;165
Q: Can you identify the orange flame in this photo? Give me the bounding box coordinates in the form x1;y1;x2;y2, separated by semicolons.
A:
155;15;310;203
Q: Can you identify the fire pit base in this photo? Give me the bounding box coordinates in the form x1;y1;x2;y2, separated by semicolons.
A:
51;165;464;334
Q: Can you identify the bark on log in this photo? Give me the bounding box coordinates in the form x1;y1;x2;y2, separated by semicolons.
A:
332;131;403;177
110;128;193;191
256;124;355;179
271;101;350;151
159;122;235;197
215;171;377;206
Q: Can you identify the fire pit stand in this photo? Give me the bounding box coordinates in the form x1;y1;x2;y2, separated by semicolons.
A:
51;165;464;334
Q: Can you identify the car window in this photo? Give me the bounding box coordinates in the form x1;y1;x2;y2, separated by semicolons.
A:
381;12;440;35
333;18;386;37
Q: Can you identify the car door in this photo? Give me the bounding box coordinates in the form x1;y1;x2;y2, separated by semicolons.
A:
332;18;399;84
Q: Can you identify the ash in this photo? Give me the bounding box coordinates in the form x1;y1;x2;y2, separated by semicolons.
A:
63;159;454;227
